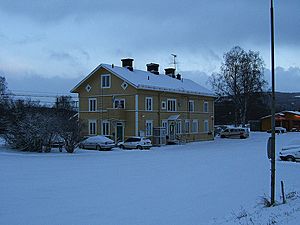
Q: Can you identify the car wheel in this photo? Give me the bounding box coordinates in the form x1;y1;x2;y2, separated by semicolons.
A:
137;145;143;150
119;145;125;149
220;135;225;138
78;144;84;149
286;156;295;162
96;145;102;151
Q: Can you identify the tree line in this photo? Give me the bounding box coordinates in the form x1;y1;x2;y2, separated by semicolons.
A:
0;77;81;153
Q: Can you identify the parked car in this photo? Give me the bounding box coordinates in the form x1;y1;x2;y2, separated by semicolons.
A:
50;134;65;148
279;145;300;162
78;135;115;150
220;127;249;139
267;127;287;134
118;137;152;150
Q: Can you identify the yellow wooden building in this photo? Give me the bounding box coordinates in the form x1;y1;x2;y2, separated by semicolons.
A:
71;58;215;143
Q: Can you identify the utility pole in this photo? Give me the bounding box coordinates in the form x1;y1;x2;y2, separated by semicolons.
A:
270;0;276;206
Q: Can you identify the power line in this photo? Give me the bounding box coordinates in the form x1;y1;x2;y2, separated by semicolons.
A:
9;89;77;96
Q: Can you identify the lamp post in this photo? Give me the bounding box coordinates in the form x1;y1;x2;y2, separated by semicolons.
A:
270;0;276;206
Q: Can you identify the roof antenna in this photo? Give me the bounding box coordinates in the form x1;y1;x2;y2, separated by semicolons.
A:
171;54;177;70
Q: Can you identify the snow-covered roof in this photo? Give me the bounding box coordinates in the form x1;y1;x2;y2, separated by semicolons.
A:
260;111;300;120
283;111;300;116
71;64;215;97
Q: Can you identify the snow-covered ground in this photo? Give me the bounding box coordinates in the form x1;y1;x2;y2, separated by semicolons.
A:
0;132;299;225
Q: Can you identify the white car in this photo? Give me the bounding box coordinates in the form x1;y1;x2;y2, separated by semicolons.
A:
267;127;287;134
279;145;300;162
118;137;152;150
78;135;115;151
220;127;249;139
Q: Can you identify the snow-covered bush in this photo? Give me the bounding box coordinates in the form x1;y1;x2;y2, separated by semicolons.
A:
3;99;80;153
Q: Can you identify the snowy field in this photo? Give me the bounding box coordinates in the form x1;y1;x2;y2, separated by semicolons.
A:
0;132;299;225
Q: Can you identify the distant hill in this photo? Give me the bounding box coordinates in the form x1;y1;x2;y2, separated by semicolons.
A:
214;92;300;125
274;92;300;111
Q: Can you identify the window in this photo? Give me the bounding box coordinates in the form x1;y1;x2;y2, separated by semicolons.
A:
161;101;166;110
161;120;168;135
89;98;97;112
188;100;194;112
89;120;97;135
145;120;153;136
101;74;111;88
113;99;125;109
185;120;190;133
167;99;176;112
176;120;182;134
145;97;153;111
102;120;110;136
204;101;209;112
204;120;209;132
192;120;198;133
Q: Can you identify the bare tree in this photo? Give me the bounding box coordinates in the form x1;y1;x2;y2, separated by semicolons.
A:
56;109;80;153
209;46;267;126
54;95;76;111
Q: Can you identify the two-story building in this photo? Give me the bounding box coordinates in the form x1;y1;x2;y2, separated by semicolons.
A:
71;58;215;143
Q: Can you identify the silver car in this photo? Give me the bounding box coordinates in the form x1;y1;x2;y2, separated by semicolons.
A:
78;135;115;151
119;137;152;150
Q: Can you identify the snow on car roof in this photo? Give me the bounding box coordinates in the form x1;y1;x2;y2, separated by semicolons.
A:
86;135;113;142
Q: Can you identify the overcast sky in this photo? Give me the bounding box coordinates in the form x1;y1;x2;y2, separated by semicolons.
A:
0;0;299;97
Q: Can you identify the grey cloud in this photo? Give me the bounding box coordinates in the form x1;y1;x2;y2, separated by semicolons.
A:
48;49;90;67
264;67;300;92
49;51;76;62
3;65;300;98
1;67;81;95
13;35;44;45
181;70;211;89
184;66;300;93
1;0;299;48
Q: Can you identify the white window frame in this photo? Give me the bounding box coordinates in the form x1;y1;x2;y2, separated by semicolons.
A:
89;98;97;112
161;101;166;110
89;120;97;135
145;120;153;136
101;74;111;88
145;97;153;111
161;120;168;135
204;120;209;133
176;120;182;134
188;100;194;112
203;101;209;113
113;98;125;109
185;120;190;134
102;120;110;136
192;119;199;133
167;99;176;112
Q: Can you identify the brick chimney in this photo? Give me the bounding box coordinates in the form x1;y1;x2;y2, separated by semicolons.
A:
121;58;134;71
165;68;176;78
176;73;182;80
146;63;159;75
